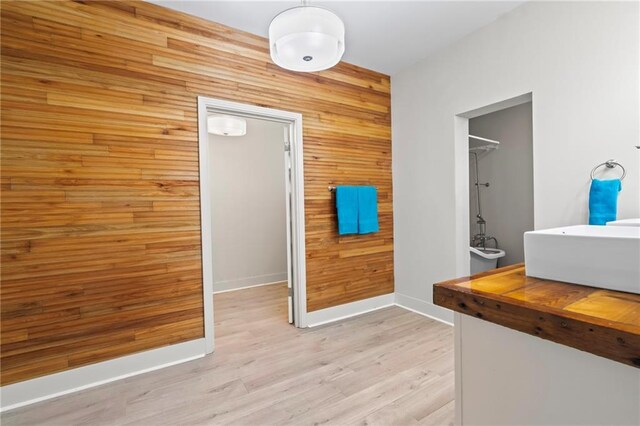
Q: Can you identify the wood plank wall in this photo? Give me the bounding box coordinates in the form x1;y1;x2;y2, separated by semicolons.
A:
0;0;393;385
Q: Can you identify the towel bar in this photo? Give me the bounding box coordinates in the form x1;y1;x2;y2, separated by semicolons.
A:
590;160;626;181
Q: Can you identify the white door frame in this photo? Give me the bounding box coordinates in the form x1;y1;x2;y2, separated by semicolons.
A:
197;96;308;354
453;92;533;278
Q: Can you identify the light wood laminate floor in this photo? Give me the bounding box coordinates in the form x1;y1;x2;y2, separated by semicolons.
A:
2;283;454;425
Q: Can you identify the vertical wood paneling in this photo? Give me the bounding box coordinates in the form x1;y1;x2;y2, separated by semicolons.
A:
0;0;393;385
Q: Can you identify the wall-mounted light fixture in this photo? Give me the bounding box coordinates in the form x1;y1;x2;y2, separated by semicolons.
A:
207;115;247;136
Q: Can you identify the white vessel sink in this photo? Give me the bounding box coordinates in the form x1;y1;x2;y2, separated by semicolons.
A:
524;225;640;294
607;218;640;227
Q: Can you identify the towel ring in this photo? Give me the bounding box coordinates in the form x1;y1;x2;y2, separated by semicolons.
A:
590;159;626;181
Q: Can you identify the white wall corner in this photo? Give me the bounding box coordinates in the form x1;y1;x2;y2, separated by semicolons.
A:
306;292;455;328
394;292;454;326
0;339;207;412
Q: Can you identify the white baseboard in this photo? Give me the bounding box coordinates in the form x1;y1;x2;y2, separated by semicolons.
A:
304;293;453;328
394;293;454;326
213;272;288;293
213;278;286;295
0;293;452;412
306;293;395;327
0;338;206;412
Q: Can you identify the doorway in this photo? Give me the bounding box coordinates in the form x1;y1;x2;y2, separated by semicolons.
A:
468;102;534;270
197;97;307;354
454;93;535;276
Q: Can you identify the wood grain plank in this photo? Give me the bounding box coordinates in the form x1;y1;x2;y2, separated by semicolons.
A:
0;0;393;385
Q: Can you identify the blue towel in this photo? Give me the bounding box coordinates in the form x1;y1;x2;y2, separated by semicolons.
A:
336;186;358;235
589;178;622;225
357;186;379;234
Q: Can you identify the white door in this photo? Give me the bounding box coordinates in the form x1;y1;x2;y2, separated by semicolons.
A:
283;126;294;324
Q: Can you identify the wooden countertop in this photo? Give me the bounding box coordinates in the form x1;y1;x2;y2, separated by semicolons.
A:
433;264;640;368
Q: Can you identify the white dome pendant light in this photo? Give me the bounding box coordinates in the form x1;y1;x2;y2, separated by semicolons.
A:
269;1;345;73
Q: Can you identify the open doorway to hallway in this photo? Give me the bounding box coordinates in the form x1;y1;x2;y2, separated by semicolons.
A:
197;97;308;353
208;115;291;326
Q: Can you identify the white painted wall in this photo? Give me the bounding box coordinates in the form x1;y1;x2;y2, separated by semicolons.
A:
457;315;640;425
469;102;534;266
392;1;639;322
209;117;288;292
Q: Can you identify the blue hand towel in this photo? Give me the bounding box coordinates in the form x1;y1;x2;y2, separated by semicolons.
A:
336;186;358;235
357;186;379;234
589;178;622;225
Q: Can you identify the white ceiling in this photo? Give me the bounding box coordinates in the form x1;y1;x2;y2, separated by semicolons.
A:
149;1;524;75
